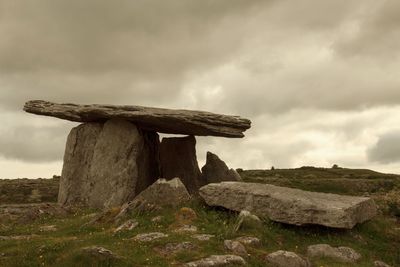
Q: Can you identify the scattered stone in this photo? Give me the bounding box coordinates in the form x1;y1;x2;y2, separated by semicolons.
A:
265;250;310;267
224;240;248;256
39;225;57;232
151;216;163;223
24;100;251;138
185;255;246;266
114;219;139;234
201;152;242;184
59;119;160;208
81;246;121;260
374;260;392;267
191;234;215;241
234;236;261;246
199;182;377;229
175;207;197;225
132;232;168;242
117;178;191;218
174;225;198;233
154;242;196;256
307;244;361;263
159;136;203;193
234;210;262;232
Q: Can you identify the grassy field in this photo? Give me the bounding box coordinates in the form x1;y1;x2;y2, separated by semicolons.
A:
0;167;399;266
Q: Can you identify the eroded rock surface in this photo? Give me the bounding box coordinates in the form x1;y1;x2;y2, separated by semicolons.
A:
59;119;160;208
24;100;251;138
185;255;246;267
199;182;377;229
307;244;361;263
265;250;310;267
201;152;242;184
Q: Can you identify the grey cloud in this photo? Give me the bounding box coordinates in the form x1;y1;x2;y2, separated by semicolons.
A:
368;130;400;164
335;0;400;59
0;118;75;162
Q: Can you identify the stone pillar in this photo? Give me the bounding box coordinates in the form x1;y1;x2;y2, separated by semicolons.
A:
159;135;203;194
58;119;159;208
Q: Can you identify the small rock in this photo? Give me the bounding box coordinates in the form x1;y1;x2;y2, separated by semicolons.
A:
191;234;215;241
374;260;392;267
224;240;248;256
151;216;163;223
235;236;261;246
81;246;121;260
39;225;57;232
114;219;139;233
174;225;198;233
307;244;361;263
265;250;310;267
201;151;242;184
185;255;246;267
175;207;197;225
154;242;196;256
234;210;262;232
132;232;168;242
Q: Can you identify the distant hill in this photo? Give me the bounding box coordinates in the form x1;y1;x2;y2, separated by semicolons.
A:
238;166;400;196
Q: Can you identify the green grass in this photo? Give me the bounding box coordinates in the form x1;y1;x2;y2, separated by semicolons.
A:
1;200;399;267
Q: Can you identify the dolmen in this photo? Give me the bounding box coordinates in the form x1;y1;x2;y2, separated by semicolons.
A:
24;100;250;209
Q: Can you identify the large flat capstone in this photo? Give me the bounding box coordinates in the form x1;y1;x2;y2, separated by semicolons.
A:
199;182;377;229
24;100;251;138
59;119;160;208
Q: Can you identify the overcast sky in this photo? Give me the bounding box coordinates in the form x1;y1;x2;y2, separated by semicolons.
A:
1;0;400;178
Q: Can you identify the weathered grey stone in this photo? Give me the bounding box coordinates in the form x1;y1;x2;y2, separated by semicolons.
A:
201;152;242;184
199;182;377;229
58;122;103;206
234;210;263;232
191;234;215;241
374;260;392;267
113;219;139;234
59;119;160;208
132;232;168;242
154;242;196;256
24;100;251;138
185;255;246;267
234;236;261;246
173;225;198;233
265;251;310;267
307;244;361;263
159;136;203;194
224;240;247;256
117;178;190;217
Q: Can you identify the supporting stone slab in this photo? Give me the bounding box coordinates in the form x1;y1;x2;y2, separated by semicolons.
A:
58;119;159;208
159;136;203;194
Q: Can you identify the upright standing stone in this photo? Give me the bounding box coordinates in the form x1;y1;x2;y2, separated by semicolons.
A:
59;119;160;208
159;136;203;194
201;152;242;184
58;123;103;206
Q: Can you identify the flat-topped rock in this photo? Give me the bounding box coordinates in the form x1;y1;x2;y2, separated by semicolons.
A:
24;100;251;138
199;182;377;229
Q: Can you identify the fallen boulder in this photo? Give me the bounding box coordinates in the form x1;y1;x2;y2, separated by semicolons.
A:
116;178;190;217
201;152;242;184
24;100;251;138
199;182;377;229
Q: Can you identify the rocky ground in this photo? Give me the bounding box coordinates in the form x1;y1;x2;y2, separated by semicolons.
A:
0;167;399;266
